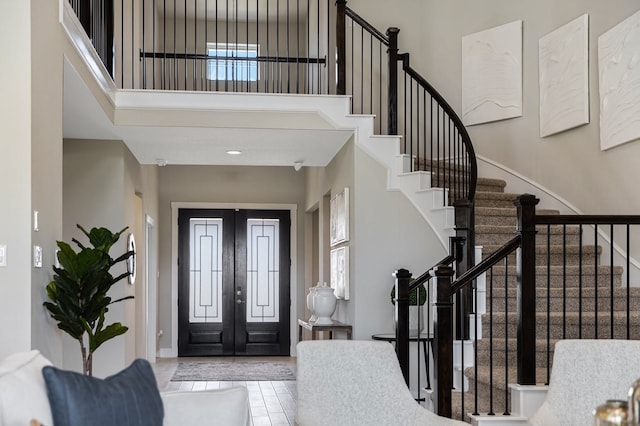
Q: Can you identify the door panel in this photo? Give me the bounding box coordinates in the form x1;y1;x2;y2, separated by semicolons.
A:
178;209;234;356
234;210;290;355
178;208;290;356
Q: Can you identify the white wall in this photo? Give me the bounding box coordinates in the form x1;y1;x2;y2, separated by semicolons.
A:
0;1;33;360
348;0;640;216
63;139;142;377
31;0;65;365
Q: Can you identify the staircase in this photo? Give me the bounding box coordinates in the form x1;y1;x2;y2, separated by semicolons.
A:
448;177;640;423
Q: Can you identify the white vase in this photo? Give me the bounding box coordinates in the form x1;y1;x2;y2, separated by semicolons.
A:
313;284;337;325
306;286;318;322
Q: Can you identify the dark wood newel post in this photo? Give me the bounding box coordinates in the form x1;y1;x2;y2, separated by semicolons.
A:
433;265;454;418
454;200;475;340
335;0;347;95
514;194;539;385
386;27;400;135
394;268;411;385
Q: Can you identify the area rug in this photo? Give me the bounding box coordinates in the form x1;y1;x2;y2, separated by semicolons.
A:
170;361;296;381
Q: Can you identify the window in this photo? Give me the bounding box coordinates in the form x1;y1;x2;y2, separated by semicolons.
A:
207;43;259;81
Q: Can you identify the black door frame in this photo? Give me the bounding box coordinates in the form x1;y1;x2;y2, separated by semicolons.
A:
170;202;297;357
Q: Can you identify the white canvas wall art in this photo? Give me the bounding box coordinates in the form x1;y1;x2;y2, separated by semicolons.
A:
462;20;523;126
539;14;590;138
330;246;349;300
329;187;349;247
598;9;640;150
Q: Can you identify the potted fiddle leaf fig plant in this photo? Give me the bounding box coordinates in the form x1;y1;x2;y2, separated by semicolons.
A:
43;225;134;376
390;280;427;337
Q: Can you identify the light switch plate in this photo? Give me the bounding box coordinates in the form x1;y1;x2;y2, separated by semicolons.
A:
34;245;43;268
33;210;39;232
0;245;6;267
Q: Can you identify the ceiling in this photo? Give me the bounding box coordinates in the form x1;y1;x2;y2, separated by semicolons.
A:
62;61;352;167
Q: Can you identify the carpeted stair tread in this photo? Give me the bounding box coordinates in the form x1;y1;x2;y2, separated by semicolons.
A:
490;264;622;277
474;338;561;368
481;243;600;256
476;225;581;246
475;207;560;217
476;207;560;226
487;286;640;312
481;311;640;340
474;192;524;209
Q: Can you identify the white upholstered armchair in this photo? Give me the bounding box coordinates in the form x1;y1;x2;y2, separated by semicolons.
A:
296;340;467;426
529;339;640;426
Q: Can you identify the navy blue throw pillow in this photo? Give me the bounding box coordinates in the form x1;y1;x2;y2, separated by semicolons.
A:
42;359;164;426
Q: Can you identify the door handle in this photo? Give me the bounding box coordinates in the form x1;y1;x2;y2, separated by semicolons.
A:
236;299;245;304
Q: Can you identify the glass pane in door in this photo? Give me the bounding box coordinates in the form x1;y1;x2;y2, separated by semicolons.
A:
189;218;223;323
246;218;280;323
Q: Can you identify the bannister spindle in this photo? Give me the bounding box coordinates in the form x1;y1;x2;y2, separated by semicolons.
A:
514;194;539;385
386;27;399;135
394;268;412;385
433;265;454;418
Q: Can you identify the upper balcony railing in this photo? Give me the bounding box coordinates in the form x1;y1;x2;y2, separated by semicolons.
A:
68;0;477;210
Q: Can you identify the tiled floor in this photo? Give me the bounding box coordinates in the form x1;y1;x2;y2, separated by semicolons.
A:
152;357;297;426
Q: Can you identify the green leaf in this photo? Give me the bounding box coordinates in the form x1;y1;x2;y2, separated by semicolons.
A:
90;323;128;352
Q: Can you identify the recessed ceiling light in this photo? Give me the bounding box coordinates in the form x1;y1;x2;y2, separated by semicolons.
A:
226;150;242;155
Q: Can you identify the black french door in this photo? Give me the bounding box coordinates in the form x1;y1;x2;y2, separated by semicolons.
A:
178;208;291;356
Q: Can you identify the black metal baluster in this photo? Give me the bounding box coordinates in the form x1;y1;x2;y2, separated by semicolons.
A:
316;0;320;94
132;0;135;87
350;18;353;107
326;0;329;94
296;0;299;93
153;0;156;89
546;223;551;384
359;25;363;112
142;0;146;88
255;0;258;93
627;224;631;339
286;0;290;93
595;225;599;338
579;224;583;338
276;0;279;93
488;266;494;415
122;0;124;87
173;0;177;90
162;0;166;89
610;224;614;338
225;0;229;92
472;274;479;416
430;97;433;171
194;0;197;90
503;255;509;415
266;0;270;93
215;0;219;91
205;0;208;91
370;34;373;115
562;224;567;338
379;42;382;133
246;0;249;92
